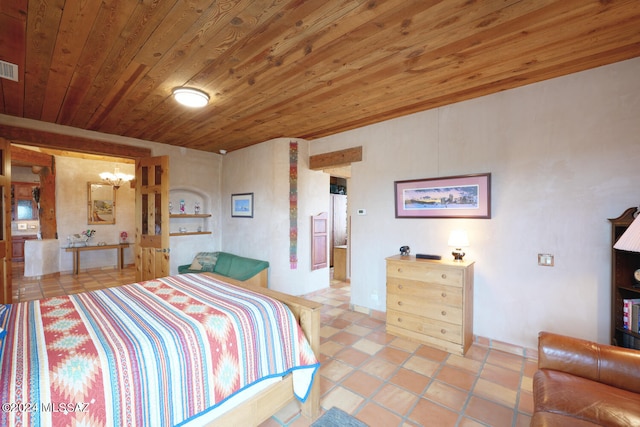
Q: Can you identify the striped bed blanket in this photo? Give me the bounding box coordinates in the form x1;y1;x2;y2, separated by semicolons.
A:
0;273;318;426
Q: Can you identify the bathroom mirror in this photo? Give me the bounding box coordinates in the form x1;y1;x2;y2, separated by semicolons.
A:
88;182;115;224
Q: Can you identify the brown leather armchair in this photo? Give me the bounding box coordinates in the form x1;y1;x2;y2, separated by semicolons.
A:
532;331;640;426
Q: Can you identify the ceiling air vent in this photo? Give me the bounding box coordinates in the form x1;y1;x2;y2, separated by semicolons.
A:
0;60;18;82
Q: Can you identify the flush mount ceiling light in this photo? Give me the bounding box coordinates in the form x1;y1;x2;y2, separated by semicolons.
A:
172;87;210;108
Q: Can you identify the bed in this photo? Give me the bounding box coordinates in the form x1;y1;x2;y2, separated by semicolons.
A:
0;272;321;426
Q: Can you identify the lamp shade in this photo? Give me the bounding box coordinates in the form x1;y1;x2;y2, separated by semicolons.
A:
614;215;640;253
448;230;469;248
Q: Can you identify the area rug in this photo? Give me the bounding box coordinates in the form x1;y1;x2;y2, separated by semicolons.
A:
311;407;368;427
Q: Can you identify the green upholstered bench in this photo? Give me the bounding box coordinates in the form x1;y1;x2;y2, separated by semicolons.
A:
178;251;269;287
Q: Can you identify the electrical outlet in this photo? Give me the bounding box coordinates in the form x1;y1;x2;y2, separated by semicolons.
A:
538;253;554;266
357;208;366;215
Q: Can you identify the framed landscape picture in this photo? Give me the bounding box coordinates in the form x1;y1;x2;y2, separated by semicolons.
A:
231;193;254;218
394;173;491;219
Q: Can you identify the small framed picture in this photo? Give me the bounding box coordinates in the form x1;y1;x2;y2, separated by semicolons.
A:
231;193;254;218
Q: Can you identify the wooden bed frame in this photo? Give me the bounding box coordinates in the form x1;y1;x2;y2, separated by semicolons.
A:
202;273;322;426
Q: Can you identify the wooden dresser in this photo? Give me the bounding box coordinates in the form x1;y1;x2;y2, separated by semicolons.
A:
386;255;475;355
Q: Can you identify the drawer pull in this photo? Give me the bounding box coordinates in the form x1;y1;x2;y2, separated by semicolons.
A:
397;301;403;306
397;318;403;323
441;273;447;279
398;284;403;290
441;292;447;298
441;310;447;316
397;268;403;273
440;329;447;335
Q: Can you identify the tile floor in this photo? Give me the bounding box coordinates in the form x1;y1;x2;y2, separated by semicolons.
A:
11;265;536;427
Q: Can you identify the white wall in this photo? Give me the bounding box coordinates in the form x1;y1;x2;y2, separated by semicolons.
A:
308;57;640;349
220;138;329;295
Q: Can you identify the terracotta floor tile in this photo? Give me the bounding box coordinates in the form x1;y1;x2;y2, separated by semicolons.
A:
359;358;398;380
366;329;397;345
356;402;402;427
389;337;422;353
415;345;450;363
409;397;460;427
486;348;524;372
404;354;441;378
446;354;483;375
352;338;384;355
320;340;344;357
319;325;340;338
356;316;385;329
318;375;335;396
345;323;373;337
464;344;489;363
376;346;411;365
389;367;431;394
518;390;534;415
464;395;516;426
435;365;477;392
373;383;419;416
342;371;384;397
480;363;522;390
473;376;518;408
321;386;364;413
331;331;361;346
334;347;370;367
328;318;351;329
319;359;353;383
458;416;490;427
423;381;469;412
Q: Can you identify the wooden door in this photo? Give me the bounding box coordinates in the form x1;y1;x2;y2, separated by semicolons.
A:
0;139;11;303
311;212;328;271
135;155;169;281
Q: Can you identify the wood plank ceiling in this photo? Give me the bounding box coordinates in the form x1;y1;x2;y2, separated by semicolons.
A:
1;0;639;154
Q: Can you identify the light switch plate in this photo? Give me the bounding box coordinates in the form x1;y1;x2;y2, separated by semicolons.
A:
538;253;554;266
17;223;27;230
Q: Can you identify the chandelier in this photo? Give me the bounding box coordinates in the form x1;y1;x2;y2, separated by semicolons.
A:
99;167;134;189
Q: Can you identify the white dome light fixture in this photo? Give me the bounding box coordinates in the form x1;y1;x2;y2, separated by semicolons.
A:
172;87;210;108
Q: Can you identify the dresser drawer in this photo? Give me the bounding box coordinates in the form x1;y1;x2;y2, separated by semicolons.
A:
387;309;462;344
387;291;462;324
387;261;462;287
387;277;462;306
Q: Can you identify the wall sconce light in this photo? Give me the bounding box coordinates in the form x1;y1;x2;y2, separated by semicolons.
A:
448;230;469;261
100;167;134;189
172;87;210;108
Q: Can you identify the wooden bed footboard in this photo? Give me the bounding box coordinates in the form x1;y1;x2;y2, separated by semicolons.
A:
202;273;322;424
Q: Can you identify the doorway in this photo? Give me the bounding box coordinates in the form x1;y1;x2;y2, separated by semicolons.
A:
330;176;348;282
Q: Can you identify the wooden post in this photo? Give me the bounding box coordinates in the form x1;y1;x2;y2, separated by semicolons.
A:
38;163;57;239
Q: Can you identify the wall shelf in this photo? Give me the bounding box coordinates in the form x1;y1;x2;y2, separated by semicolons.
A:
169;189;212;236
169;231;212;236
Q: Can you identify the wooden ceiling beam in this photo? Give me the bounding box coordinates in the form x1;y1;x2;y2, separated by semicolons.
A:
11;145;53;167
309;147;362;170
0;124;151;159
